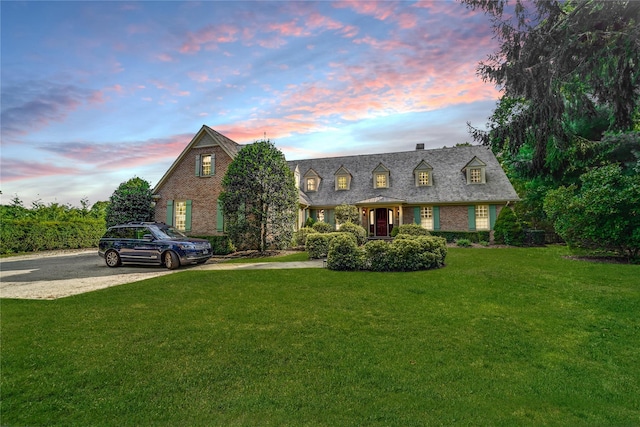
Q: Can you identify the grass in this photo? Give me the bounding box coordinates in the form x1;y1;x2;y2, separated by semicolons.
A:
222;251;310;263
2;246;639;426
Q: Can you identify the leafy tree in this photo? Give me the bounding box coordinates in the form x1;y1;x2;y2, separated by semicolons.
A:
544;164;640;258
463;0;640;176
105;177;154;227
335;204;360;224
220;139;298;252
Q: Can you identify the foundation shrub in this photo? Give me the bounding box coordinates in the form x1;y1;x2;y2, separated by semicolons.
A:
431;231;490;243
326;233;362;271
312;221;334;234
493;206;524;246
293;227;317;246
361;235;447;272
395;223;431;236
338;222;367;246
197;235;235;255
306;232;346;259
364;240;393;271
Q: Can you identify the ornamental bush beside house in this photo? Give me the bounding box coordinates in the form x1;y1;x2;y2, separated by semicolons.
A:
326;233;362;271
293;227;317;247
306;232;347;259
338;222;367;246
326;229;447;272
312;221;334;234
493;206;524;246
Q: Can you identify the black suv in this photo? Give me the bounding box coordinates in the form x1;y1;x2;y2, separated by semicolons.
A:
99;222;212;269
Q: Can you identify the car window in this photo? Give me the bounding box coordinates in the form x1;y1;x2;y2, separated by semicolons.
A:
151;225;187;240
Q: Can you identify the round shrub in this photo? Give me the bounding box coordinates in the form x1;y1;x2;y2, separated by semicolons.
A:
494;206;524;246
395;223;431;236
293;226;317;246
312;221;334;233
338;222;367;246
364;239;392;271
306;233;332;259
327;233;362;271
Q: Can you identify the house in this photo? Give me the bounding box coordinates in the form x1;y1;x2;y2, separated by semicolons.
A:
288;144;519;237
152;125;241;235
152;125;519;236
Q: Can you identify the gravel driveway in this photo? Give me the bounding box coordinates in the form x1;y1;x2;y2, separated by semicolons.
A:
0;249;323;300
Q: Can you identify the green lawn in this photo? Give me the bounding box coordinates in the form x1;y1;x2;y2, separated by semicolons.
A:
2;246;639;426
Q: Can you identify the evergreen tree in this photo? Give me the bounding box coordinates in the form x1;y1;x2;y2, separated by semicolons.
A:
105;177;154;227
220;140;298;252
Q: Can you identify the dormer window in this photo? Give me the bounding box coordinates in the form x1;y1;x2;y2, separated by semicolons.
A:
462;156;487;184
413;160;433;187
306;178;317;191
373;163;390;189
334;166;352;191
303;168;321;192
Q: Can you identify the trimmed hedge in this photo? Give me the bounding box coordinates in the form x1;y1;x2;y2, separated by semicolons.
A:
337;222;367;246
0;219;106;254
431;230;490;243
312;221;334;233
326;233;362;271
360;235;447;272
195;235;235;255
293;227;317;247
390;223;431;237
307;232;347;259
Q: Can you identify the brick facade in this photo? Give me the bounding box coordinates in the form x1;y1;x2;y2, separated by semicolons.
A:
154;144;233;235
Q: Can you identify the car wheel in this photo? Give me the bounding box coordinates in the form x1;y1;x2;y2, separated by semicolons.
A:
105;250;121;268
164;251;180;270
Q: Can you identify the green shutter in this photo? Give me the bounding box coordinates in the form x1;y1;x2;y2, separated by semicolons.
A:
311;210;317;221
327;209;335;228
211;153;216;176
166;200;174;226
185;200;192;232
433;206;440;230
195;155;201;176
414;207;420;225
468;205;476;231
217;199;224;232
489;205;497;230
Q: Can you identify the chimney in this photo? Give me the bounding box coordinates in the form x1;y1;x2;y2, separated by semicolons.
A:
416;143;425;150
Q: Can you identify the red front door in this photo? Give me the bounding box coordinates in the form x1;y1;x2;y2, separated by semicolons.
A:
376;208;388;236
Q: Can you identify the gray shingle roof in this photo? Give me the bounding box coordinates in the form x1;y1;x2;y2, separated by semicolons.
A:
288;145;519;206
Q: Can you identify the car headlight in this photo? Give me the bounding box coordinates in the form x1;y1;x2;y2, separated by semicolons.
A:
177;243;196;250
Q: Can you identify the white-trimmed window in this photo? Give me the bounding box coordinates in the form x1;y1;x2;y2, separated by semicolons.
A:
337;175;348;190
373;163;390;189
303;169;321;192
414;160;433;186
306;178;316;191
476;204;489;230
470;168;482;183
462;156;486;184
175;201;187;231
196;154;214;177
334;166;352;191
421;206;433;230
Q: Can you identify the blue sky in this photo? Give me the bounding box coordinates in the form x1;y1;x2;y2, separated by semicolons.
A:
1;0;500;207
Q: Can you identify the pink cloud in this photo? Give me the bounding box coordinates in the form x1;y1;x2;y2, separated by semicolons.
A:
334;1;398;21
155;53;174;62
179;24;239;54
1;82;104;141
0;158;81;183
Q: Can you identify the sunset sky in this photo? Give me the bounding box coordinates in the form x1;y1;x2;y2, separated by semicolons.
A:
1;0;502;207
